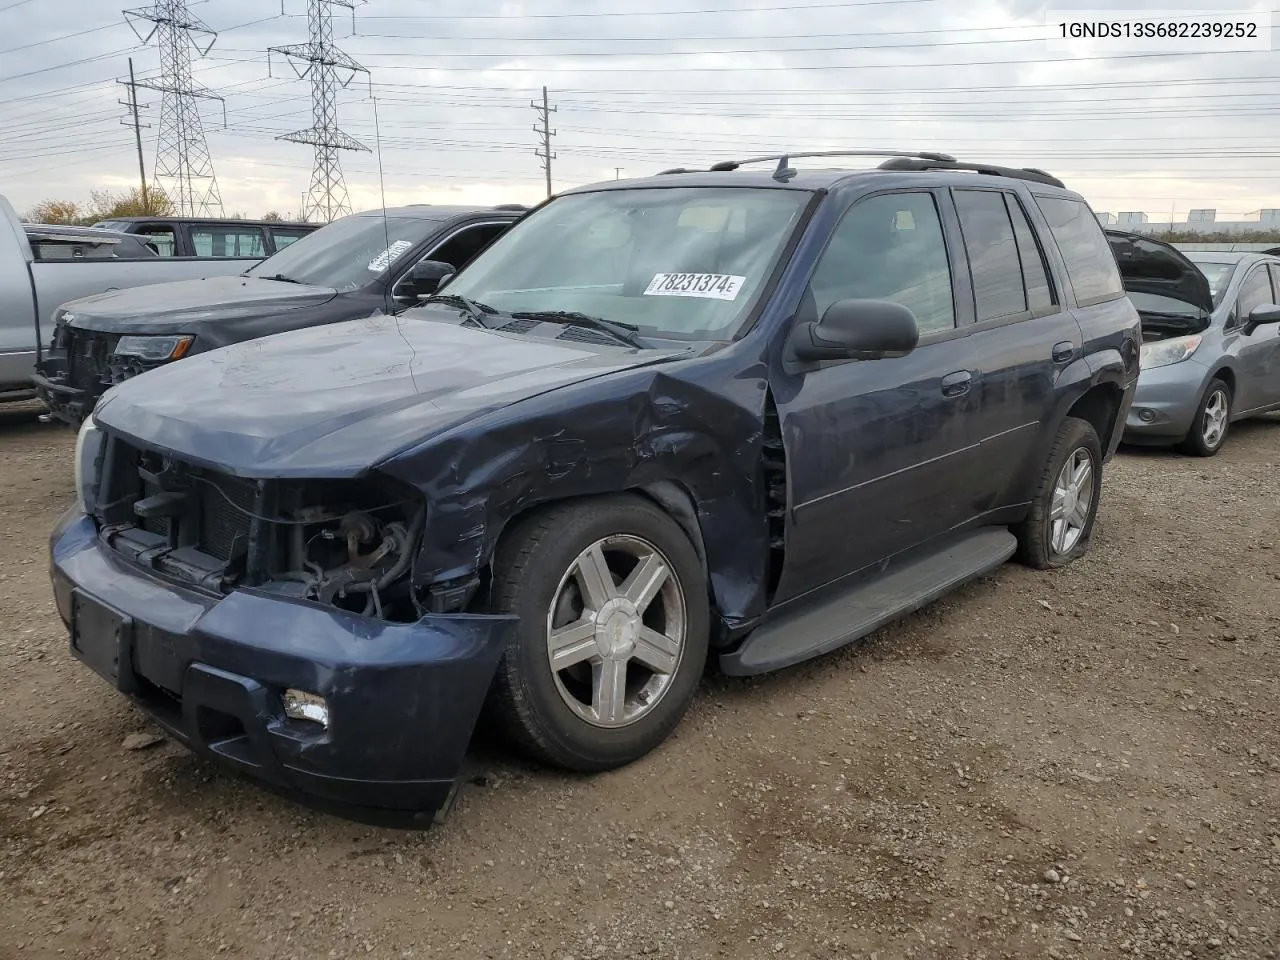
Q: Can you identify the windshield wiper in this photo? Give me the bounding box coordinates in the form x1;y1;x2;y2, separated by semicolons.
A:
258;273;303;284
510;310;645;348
423;293;500;329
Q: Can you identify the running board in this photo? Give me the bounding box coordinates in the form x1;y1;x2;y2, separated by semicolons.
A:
720;528;1017;676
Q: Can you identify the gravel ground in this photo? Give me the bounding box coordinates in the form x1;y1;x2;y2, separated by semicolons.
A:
1;402;1277;960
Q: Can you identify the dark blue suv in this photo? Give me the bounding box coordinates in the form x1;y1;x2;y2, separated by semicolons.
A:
52;151;1140;818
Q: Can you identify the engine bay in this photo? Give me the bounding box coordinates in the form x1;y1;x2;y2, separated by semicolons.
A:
94;436;425;622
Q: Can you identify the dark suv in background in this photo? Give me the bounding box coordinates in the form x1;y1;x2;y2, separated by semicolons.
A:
35;204;522;425
53;151;1139;819
90;216;317;258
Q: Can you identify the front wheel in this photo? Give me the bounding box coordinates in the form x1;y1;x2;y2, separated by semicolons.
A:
1016;416;1103;570
1177;378;1232;457
487;495;710;771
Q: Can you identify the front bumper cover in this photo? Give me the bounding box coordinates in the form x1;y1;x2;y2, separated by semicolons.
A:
50;510;516;821
1122;358;1211;443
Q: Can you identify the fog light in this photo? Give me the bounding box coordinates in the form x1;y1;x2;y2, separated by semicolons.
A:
282;689;329;728
1138;408;1157;423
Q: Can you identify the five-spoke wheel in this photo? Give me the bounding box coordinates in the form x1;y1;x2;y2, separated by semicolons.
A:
488;495;709;771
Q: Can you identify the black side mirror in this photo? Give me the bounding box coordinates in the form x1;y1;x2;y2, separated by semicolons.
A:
405;259;456;298
1244;302;1280;334
790;298;920;363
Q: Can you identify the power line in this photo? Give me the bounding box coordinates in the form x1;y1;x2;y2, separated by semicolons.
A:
269;0;370;222
125;0;225;216
532;85;557;198
121;57;152;207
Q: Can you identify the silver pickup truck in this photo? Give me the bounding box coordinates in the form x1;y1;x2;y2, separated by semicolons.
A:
0;194;266;404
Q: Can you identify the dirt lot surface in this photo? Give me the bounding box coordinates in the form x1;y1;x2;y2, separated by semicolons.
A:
1;402;1277;960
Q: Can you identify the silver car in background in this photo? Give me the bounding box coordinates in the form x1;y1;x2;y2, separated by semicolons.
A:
1109;231;1280;456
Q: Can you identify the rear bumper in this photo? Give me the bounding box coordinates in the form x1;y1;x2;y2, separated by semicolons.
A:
50;510;516;818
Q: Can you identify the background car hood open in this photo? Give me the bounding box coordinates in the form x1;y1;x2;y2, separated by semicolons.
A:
61;276;339;334
1105;230;1215;325
94;312;683;477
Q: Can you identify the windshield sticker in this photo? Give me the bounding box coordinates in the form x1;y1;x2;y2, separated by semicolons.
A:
643;273;746;301
367;240;414;272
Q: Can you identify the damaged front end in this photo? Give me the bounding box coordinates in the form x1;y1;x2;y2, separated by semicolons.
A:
97;436;427;619
55;425;514;817
35;318;190;427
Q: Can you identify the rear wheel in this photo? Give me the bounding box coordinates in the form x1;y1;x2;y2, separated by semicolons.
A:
1016;416;1102;570
487;495;709;771
1176;378;1231;457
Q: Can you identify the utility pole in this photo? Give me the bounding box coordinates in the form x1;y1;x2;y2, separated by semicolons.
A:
269;0;370;223
119;57;151;207
124;0;225;216
532;85;557;199
614;167;623;180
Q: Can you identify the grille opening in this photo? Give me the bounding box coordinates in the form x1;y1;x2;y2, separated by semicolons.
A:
98;438;425;622
64;329;120;392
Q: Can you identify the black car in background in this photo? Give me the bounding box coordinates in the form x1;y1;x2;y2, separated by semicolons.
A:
35;204;522;424
90;216;318;258
53;152;1139;819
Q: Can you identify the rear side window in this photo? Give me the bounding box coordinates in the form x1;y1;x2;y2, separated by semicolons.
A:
191;225;268;258
1034;196;1124;305
808;191;955;334
1005;195;1054;311
954;189;1025;321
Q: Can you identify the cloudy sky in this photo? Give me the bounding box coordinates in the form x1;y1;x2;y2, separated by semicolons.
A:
1;0;1276;222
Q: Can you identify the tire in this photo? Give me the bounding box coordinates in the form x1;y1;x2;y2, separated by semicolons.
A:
1176;378;1232;457
487;494;710;771
1016;416;1103;570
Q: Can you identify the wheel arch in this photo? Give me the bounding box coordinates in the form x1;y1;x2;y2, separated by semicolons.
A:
481;484;724;627
1065;381;1125;456
1207;363;1236;399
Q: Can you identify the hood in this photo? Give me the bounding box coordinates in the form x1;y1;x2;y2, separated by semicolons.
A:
60;276;338;334
1105;230;1215;318
94;312;685;478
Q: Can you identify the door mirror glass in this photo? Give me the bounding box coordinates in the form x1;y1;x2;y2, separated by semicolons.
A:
791;298;920;363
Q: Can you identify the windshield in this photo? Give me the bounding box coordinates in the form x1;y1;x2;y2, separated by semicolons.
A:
245;215;433;291
1184;259;1236;307
439;187;811;340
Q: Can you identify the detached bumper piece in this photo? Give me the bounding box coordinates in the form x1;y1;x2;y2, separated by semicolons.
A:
33;357;91;427
34;328;122;426
51;512;516;819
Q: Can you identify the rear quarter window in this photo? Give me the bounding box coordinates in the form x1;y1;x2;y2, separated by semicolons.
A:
1034;196;1124;306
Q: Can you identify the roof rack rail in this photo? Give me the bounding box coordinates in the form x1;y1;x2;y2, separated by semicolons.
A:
491;203;528;210
876;157;1065;188
709;150;956;181
657;167;699;175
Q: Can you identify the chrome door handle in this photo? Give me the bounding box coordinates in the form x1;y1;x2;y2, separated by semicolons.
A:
941;370;972;397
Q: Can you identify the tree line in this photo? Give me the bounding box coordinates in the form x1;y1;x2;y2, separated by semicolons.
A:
24;186;288;224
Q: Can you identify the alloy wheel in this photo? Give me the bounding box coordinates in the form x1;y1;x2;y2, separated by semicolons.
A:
1202;387;1229;450
1049;448;1095;556
544;534;687;728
